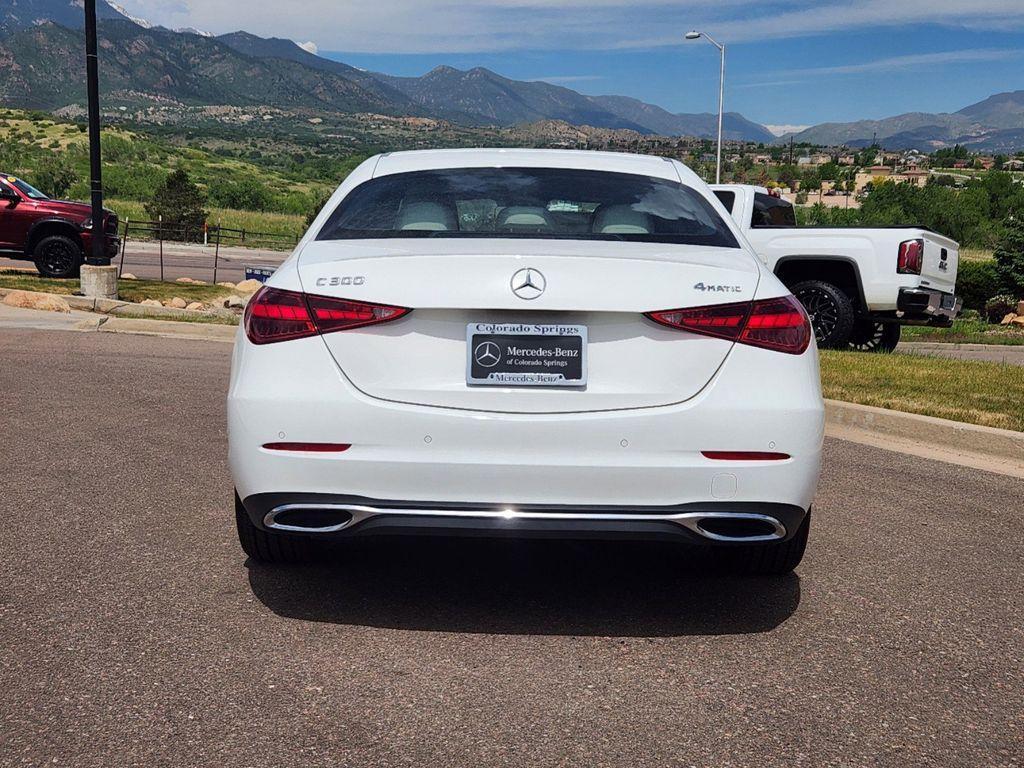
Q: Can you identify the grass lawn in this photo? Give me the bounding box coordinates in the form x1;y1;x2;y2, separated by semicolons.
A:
820;350;1024;432
902;318;1024;345
0;269;242;305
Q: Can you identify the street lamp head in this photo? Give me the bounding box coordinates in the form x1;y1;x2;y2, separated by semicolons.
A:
685;30;701;40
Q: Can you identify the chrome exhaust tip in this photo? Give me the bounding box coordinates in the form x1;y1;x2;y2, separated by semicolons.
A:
264;506;354;533
691;513;786;542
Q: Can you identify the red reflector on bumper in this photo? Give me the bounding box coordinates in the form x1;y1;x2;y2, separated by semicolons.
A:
702;451;790;461
262;442;352;453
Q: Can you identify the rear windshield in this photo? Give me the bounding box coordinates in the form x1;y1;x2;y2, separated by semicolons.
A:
317;167;739;248
752;192;796;227
712;189;736;214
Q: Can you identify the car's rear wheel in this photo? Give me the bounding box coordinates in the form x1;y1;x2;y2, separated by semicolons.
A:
724;510;810;576
848;320;901;352
34;234;83;279
791;280;855;349
235;492;314;563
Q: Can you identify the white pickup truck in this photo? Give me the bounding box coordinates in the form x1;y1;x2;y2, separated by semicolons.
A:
711;184;962;351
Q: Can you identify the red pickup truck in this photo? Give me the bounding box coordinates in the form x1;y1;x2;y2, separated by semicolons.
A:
0;173;120;278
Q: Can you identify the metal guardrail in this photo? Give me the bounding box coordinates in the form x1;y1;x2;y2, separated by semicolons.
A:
117;218;299;283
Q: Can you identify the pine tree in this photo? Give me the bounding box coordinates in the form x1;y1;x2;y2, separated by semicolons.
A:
993;214;1024;298
145;170;208;241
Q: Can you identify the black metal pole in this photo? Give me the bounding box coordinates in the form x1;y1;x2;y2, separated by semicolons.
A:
84;0;107;265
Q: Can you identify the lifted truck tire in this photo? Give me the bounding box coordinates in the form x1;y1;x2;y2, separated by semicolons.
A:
235;491;314;564
791;280;856;349
33;234;83;279
848;320;901;353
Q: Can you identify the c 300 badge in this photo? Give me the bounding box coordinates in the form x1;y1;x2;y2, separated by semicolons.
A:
315;276;365;287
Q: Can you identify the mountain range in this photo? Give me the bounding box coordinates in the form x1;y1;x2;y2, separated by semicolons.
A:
0;0;1021;151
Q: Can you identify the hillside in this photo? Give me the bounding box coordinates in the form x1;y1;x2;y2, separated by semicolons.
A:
0;1;775;142
783;91;1024;151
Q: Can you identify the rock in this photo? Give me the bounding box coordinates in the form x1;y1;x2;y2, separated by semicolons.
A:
223;295;245;309
120;273;137;280
167;297;188;309
185;302;205;311
140;299;163;307
175;277;193;283
216;281;235;289
2;290;71;313
234;279;263;294
1011;315;1024;327
1001;313;1017;325
1018;301;1024;316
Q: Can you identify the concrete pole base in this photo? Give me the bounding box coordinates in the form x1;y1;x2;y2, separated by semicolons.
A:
80;264;119;300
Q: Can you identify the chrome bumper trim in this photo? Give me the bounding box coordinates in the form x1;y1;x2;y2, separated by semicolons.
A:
264;503;787;543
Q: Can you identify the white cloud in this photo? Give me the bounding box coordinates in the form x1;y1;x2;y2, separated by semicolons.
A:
296;40;318;54
108;1;1024;53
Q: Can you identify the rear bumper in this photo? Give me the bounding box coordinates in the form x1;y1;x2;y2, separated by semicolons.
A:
241;492;808;545
896;287;961;326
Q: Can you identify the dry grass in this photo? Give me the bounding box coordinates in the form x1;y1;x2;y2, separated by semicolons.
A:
820;350;1024;431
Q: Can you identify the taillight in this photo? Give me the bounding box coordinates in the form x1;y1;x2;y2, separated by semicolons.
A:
897;238;924;274
646;295;811;355
244;287;410;345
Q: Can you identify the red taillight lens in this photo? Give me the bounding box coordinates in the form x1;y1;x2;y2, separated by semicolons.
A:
244;287;410;344
897;238;924;274
646;295;811;355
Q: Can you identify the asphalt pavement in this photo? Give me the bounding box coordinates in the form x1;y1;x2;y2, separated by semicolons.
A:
1;328;1021;767
1;239;287;283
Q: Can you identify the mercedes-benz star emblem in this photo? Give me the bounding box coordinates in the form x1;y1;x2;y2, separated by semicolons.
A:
473;341;501;368
510;268;546;300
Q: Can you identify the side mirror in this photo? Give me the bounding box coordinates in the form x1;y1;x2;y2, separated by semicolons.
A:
0;187;19;203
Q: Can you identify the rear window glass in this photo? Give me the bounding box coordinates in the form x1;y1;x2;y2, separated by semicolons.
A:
317;167;739;248
752;192;796;227
712;190;736;213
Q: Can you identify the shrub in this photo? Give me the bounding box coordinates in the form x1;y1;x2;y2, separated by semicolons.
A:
33;154;79;199
956;260;1001;312
984;295;1018;323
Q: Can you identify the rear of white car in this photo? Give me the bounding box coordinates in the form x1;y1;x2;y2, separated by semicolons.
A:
228;149;824;574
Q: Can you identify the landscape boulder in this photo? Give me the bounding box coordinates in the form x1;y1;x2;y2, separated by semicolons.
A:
120;273;137;280
166;297;188;309
185;302;205;311
1018;301;1024;316
223;295;245;309
1001;313;1017;325
2;290;71;313
175;277;208;285
234;279;263;294
140;299;162;307
216;281;236;289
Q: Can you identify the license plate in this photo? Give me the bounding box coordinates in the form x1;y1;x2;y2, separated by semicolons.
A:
466;323;587;387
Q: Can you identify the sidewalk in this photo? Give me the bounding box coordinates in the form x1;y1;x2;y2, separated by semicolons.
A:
898;341;1024;366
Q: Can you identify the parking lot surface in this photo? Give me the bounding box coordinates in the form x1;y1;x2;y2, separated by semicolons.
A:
1;329;1021;767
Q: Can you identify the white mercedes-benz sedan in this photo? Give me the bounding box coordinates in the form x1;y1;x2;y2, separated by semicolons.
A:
228;149;824;574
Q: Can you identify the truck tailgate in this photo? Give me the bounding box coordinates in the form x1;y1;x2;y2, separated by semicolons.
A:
919;232;958;295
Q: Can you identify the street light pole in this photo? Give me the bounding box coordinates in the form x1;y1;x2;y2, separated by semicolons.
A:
685;30;725;184
83;0;106;265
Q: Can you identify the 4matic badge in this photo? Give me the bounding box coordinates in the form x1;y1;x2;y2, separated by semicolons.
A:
693;282;742;293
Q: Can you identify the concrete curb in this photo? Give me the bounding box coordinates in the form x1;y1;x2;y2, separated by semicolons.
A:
825;399;1024;463
98;316;238;342
0;286;241;324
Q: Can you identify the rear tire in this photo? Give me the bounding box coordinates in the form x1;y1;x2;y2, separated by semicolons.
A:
848;320;901;353
791;280;855;349
33;234;83;279
235;492;313;563
725;510;810;576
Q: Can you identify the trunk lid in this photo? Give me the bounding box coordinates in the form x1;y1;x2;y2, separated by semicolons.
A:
297;239;760;413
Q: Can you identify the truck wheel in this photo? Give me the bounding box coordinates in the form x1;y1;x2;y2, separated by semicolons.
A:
724;510;810;576
848;320;901;353
34;235;83;279
791;280;855;349
235;492;313;564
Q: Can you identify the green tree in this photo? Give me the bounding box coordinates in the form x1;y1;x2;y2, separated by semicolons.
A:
993;214;1024;298
306;192;331;228
145;170;208;241
33;154;79;198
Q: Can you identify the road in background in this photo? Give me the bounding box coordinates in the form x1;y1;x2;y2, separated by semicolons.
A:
1;329;1021;767
0;240;289;283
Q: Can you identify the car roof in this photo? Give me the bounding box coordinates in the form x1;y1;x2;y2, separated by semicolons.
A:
371;148;695;185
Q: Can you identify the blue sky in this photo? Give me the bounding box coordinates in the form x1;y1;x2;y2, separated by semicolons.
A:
118;1;1024;130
